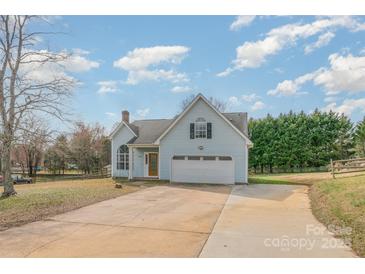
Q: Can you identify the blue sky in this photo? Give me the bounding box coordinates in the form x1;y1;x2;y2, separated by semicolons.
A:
32;16;365;130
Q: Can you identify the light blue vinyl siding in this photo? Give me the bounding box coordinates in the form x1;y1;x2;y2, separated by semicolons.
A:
159;98;248;183
111;125;134;177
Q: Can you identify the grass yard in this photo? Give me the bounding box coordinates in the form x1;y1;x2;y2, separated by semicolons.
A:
250;171;365;257
0;178;163;231
310;175;365;257
249;171;365;185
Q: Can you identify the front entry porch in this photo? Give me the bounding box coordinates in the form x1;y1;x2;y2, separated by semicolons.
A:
128;145;159;180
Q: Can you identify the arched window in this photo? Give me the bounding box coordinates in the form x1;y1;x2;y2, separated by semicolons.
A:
117;145;129;170
195;117;207;138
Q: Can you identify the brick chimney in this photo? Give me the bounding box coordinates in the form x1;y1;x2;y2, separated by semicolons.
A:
122;110;129;123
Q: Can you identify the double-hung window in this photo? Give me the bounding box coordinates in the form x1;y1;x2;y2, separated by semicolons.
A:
195;117;207;138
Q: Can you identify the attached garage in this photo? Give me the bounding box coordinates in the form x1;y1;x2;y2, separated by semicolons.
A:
171;155;235;184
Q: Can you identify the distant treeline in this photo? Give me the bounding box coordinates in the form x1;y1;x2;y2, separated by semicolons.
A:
248;110;365;173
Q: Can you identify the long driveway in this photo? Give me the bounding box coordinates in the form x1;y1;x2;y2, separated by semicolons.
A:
0;184;356;257
200;184;355;257
0;185;230;257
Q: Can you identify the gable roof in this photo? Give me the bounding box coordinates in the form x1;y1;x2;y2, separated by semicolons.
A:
109;120;138;139
127;119;173;144
110;93;252;146
155;93;252;145
223;112;248;136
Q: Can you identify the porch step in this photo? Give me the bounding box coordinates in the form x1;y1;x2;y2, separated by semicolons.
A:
132;177;160;181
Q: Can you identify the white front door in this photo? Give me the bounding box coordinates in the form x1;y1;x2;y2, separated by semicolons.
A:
171;156;235;184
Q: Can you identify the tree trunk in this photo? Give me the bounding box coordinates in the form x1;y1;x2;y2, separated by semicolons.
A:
28;160;33;176
1;143;16;197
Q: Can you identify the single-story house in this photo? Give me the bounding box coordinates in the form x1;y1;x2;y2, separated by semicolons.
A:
110;93;252;184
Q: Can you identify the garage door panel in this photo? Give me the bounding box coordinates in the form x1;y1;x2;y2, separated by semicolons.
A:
171;157;234;184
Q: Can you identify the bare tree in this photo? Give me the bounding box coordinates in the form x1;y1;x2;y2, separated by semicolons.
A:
11;145;27;173
16;115;53;176
69;122;107;174
0;16;74;196
179;94;227;112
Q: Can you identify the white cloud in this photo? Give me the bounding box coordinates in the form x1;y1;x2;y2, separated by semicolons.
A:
19;48;99;87
228;94;264;111
228;96;241;107
304;32;335;54
217;67;234;77
171;86;192;93
322;98;365;116
274;67;284;74
251;101;265;111
314;53;365;94
324;96;339;103
113;46;190;85
136;108;150;118
126;70;188;85
114;46;189;71
97;81;118;94
20;50;73;84
105;112;116;118
268;73;313;96
230;16;256;31
219;16;365;76
269;53;365;96
241;93;260;102
62;49;100;72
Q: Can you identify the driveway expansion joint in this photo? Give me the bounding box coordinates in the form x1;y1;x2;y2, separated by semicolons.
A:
47;218;211;235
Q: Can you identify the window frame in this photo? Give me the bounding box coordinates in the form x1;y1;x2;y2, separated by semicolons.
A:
187;156;201;160
218;156;232;161
117;145;129;170
195;117;207;139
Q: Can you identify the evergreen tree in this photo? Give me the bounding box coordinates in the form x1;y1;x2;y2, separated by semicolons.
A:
354;117;365;157
248;110;356;173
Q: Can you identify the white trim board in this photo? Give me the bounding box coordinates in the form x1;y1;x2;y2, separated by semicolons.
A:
109;121;137;139
143;152;159;178
154;93;252;146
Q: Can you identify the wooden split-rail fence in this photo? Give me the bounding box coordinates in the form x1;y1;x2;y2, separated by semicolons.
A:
330;158;365;178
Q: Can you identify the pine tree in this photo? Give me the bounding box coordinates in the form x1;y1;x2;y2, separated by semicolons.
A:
354;117;365;157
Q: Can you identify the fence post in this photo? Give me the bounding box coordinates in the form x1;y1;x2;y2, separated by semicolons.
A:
330;159;335;179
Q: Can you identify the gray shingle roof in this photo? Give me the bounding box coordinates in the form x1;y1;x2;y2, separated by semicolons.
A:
223;112;248;136
126;112;248;145
128;119;174;144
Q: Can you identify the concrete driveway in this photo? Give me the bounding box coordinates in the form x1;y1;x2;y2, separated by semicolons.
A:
0;184;356;257
0;185;231;257
200;184;355;257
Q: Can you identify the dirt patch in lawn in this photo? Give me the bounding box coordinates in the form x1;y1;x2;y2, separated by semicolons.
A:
0;178;150;231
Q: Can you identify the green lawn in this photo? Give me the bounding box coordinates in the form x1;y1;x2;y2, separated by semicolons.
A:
310;175;365;257
250;171;365;257
0;178;146;231
248;176;301;185
249;171;365;185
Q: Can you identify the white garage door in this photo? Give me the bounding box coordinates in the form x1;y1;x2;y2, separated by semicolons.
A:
171;156;235;184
